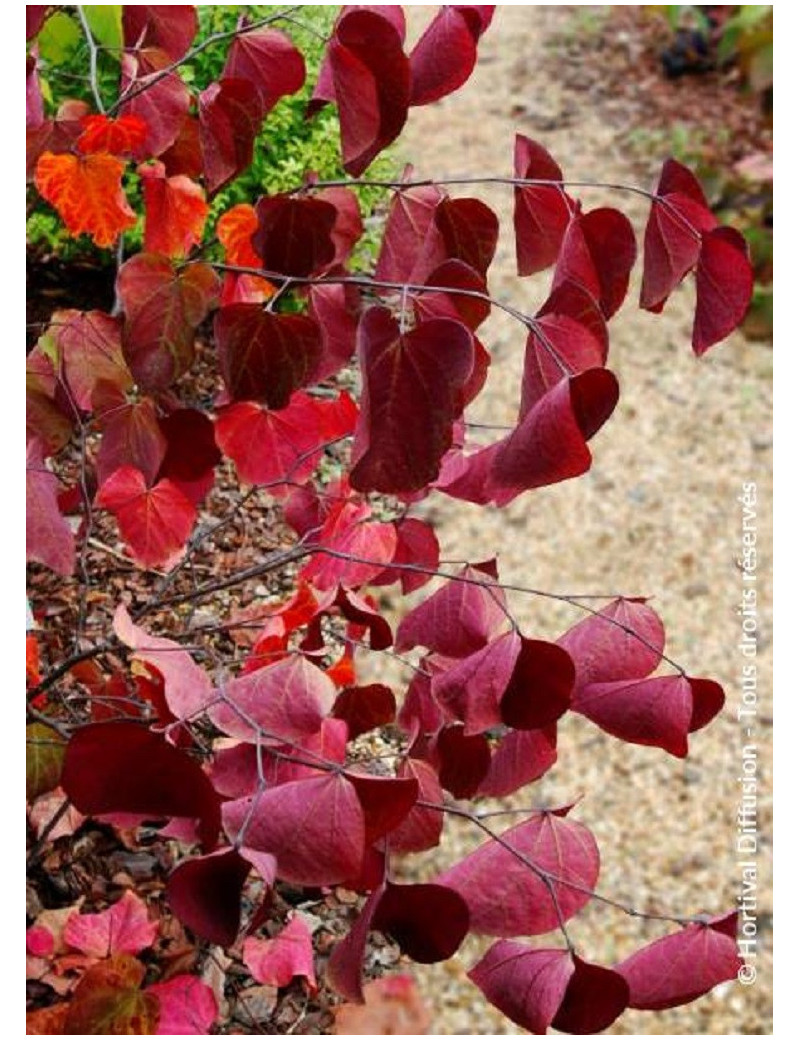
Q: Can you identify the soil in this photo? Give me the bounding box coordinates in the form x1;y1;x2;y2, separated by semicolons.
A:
391;6;773;1035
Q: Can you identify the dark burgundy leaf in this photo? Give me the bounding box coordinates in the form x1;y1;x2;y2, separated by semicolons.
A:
307;284;359;382
157;408;221;504
122;6;198;60
167;849;250;947
554;208;637;319
95;392;167;488
223;25;305;118
27;6;50;39
689;677;725;732
435;197;499;275
252;194;338;278
315;186;365;269
437;810;599;936
61;722;220;849
617;912;741;1010
469;943;573;1033
413;259;491;332
409;7;484;106
350;308;474;493
323;9;410;176
436;724;491;798
692;227;753;354
550;955;629;1034
327;886;385;1003
500;638;574;730
117;254;219;392
199;78;263;195
345;771;419;845
333;684;397;739
214;305;321;407
120;49;191;159
372;882;469;963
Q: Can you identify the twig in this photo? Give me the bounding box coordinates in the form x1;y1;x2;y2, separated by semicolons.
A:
76;5;105;113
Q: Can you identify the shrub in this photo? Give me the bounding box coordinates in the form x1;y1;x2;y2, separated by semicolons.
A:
26;5;754;1034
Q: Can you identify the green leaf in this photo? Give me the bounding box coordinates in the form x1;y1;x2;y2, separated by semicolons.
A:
84;5;123;51
37;12;82;64
26;723;66;801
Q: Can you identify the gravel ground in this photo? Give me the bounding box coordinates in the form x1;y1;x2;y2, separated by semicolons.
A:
390;7;773;1035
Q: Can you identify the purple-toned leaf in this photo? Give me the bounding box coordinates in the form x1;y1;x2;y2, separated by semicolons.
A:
477;726;558;798
199;78;263;195
500;638;574;730
435;724;491;798
437;810;599;936
372;882;469;963
469;943;573;1034
387;759;444;853
432;631;519;735
350;308;474;493
435;197;499;275
167;848;251;947
252;194;338;278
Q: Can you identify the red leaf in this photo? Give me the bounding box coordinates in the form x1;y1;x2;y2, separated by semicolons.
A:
387;759;444;853
34;152;136;248
617;912;742;1010
95;391;167;488
640;158;717;313
214;305;322;407
222;773;365;887
26;439;76;576
554;208;637;319
27;6;50;39
307;284;359;382
120;49;191;159
49;309;132;412
333;684;396;738
160;113;203;179
223;24;305;117
117;254;219;392
199;77;263;195
139;161;208;258
409;7;485;106
395;563;508;657
148;974;218;1035
315;186;365;268
469;944;573;1033
301;500;397;590
350;308;474;493
214;392;356;492
372;517;440;594
96;465;195;568
64;891;157;958
572;673;699;758
252;194;338;278
477;726;558;798
122;6;198;61
303;585;393;653
557;598;665;692
77;114;148;157
432;631;519;735
244;916;317;991
514;134;573;275
374;180;446;284
321;9;410;176
61;721;221;850
413;259;491;332
209;655;337;743
500;638;575;730
489;369;619;504
113;603;215;721
437;810;599;936
167;848;251;947
689;676;725;732
692;227;753;354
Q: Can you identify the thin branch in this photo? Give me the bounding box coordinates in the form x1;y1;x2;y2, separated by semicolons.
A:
76;5;105;113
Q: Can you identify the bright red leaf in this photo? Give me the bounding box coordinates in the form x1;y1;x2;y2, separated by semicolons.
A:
77;114;148;157
139;161;208;258
35;151;137;248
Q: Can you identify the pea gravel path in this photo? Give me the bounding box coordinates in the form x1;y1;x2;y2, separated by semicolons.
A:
387;6;773;1035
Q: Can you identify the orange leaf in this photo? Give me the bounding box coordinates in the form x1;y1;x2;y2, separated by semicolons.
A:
217;203;261;266
26;633;40;686
139;160;208;258
26;1003;69;1034
78;114;149;157
35;152;137;248
64;955;159;1034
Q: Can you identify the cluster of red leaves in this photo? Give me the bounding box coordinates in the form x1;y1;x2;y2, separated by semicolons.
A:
27;4;752;1035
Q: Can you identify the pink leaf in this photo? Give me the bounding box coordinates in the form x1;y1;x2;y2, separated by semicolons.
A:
432;631;519;735
148;974;218;1035
64;891;157;958
243;916;317;991
477;726;558;798
386;759;444;854
112;603;215;720
26;439;75;576
437;810;599;936
469;943;573;1034
617;912;742;1010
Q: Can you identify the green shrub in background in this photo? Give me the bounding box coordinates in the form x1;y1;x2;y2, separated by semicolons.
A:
27;6;396;267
